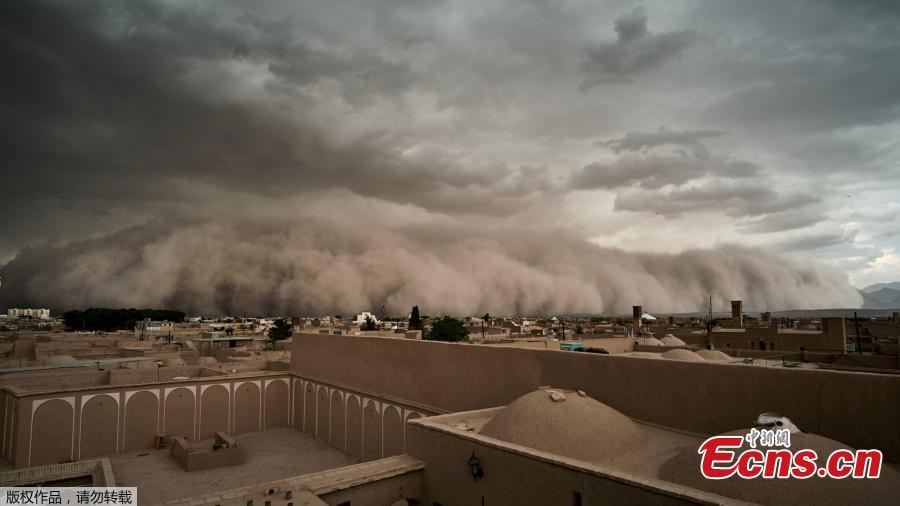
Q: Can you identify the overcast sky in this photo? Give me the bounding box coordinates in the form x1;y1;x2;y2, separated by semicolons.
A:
1;0;898;314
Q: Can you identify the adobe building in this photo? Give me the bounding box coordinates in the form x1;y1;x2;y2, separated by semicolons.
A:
134;319;175;341
0;331;898;504
731;300;743;327
665;317;850;353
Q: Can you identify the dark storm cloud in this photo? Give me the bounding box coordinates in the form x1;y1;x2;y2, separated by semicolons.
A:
0;0;544;226
579;8;697;89
0;0;880;309
570;128;759;190
613;180;820;218
703;58;900;134
266;44;417;104
597;127;726;153
570;155;756;191
736;210;827;234
773;229;854;253
691;0;900;136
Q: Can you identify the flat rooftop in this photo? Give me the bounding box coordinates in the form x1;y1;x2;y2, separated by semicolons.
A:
0;357;156;374
192;337;255;342
417;389;900;504
109;428;354;504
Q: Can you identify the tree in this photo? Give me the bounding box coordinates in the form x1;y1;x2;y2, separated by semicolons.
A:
427;317;469;342
575;324;584;335
268;318;293;343
362;315;377;331
63;308;185;332
481;313;490;341
408;306;422;331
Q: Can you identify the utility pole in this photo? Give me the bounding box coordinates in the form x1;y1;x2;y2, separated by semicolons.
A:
853;311;861;354
706;295;712;349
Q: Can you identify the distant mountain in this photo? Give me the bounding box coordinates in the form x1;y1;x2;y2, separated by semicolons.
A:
861;286;900;310
861;281;900;293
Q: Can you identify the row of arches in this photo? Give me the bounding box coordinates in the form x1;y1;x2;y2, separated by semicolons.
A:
27;378;291;467
293;379;426;462
0;391;19;463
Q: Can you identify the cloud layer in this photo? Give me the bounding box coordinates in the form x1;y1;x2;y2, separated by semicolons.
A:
0;218;861;315
1;0;897;312
579;8;697;89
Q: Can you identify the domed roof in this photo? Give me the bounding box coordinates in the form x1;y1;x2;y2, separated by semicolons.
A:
660;334;686;347
696;349;731;361
622;351;664;359
661;349;705;362
642;337;664;346
479;388;645;465
659;429;900;504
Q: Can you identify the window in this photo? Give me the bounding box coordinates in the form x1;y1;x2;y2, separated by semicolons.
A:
573;491;583;506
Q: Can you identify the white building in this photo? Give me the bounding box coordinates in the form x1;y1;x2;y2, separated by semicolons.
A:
6;308;51;319
354;311;380;325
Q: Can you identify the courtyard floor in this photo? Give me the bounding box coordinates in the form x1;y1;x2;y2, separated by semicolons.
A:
109;427;354;505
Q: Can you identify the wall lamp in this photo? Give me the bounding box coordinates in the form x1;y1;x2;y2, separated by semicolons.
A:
467;451;484;481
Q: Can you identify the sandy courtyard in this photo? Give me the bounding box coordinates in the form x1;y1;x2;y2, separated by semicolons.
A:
109;427;354;504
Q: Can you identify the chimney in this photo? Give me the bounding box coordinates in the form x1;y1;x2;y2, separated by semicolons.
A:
731;300;743;327
822;317;847;353
633;306;643;328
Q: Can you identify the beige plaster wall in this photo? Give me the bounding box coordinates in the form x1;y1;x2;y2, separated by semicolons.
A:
170;436;244;472
5;373;292;468
318;469;422;506
291;332;900;462
290;377;435;464
406;421;708;505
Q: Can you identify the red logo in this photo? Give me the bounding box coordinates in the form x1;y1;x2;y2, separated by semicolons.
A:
698;432;882;480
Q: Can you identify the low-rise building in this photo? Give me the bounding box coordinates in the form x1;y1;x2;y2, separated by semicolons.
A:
6;309;50;319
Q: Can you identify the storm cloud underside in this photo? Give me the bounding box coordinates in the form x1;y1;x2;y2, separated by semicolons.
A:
1;0;895;314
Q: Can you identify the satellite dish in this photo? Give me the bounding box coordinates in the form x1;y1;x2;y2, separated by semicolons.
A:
756;413;801;433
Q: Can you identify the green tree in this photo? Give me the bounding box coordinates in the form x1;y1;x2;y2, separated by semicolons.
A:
268;318;293;344
408;306;422;330
427;317;469;342
63;308;185;332
362;315;378;331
